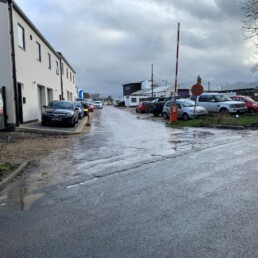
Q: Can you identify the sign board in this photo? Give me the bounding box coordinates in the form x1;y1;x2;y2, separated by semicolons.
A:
191;84;203;96
78;89;84;99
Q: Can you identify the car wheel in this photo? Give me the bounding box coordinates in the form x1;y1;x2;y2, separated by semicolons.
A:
249;108;256;113
41;120;46;126
182;113;189;121
219;108;229;115
163;112;169;119
153;112;159;117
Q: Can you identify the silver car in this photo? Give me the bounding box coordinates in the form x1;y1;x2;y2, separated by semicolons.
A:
94;100;103;109
162;99;208;121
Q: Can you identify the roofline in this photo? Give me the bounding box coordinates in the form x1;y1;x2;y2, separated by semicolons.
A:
11;0;76;73
57;52;76;74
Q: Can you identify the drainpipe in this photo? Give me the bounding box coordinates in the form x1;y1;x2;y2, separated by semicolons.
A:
58;54;64;100
7;0;19;127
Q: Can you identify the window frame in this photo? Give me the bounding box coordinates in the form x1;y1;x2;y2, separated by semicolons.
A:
48;53;51;69
36;41;41;62
56;61;59;75
18;23;25;50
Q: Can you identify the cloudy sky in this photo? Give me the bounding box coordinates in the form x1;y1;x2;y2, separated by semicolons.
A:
15;0;258;97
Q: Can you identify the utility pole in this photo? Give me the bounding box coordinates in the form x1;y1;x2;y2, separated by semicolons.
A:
170;22;180;123
174;22;180;99
151;64;154;100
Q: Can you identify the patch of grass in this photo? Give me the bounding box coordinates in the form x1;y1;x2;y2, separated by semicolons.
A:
169;114;258;127
0;162;12;181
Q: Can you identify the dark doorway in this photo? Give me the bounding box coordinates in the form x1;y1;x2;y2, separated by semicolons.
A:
17;83;23;124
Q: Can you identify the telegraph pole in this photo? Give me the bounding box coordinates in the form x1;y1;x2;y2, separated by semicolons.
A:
174;22;180;99
170;22;180;123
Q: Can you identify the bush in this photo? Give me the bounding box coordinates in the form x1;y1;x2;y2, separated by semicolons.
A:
0;162;12;180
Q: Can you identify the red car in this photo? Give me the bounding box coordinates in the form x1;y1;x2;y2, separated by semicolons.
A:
136;101;152;113
230;95;258;113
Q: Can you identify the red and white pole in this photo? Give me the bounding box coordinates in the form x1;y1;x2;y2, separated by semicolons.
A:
170;22;180;123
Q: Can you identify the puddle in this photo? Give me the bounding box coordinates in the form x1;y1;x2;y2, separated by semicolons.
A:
0;191;44;212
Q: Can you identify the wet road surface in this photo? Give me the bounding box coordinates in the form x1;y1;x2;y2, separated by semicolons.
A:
1;106;258;257
1;106;255;211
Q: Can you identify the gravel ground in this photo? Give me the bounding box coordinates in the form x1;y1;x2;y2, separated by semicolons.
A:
0;118;92;171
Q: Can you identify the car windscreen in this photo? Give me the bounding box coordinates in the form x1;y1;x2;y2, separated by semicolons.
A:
244;96;255;102
214;94;231;102
50;102;73;110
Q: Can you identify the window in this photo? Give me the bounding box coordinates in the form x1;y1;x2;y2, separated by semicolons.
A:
131;98;137;103
61;63;64;75
48;53;51;69
66;68;68;78
73;75;74;83
56;61;59;75
18;24;25;49
198;95;208;102
36;41;41;61
70;72;72;82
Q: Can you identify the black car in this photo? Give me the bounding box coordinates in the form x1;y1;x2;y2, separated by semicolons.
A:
41;100;79;127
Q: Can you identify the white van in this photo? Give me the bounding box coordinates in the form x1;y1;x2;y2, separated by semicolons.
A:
190;93;247;114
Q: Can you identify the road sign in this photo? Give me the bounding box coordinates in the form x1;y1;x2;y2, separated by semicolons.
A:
78;89;84;99
191;84;203;96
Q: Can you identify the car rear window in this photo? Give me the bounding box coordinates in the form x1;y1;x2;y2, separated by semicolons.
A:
50;101;73;110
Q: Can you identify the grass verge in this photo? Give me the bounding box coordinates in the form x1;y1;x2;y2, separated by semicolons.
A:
168;113;258;127
0;162;18;182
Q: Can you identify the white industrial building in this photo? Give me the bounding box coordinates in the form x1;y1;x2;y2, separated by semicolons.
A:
126;86;173;107
0;0;77;130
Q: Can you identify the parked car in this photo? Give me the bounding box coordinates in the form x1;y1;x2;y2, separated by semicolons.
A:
41;100;79;127
230;95;258;113
94;100;103;109
162;99;208;120
136;101;153;113
74;101;84;119
190;93;247;114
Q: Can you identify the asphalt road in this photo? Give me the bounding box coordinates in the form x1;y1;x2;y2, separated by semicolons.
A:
1;106;258;257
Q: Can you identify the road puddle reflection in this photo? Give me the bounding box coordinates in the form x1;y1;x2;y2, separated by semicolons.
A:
0;185;44;212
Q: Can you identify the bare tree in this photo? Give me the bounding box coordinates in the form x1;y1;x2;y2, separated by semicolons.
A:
242;0;258;38
241;0;258;71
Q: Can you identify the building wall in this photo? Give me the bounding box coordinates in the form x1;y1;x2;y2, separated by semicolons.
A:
0;1;77;128
123;83;141;96
13;9;61;122
0;2;16;126
128;95;149;107
61;61;76;101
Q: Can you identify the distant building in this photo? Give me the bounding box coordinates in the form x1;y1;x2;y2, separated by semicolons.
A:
220;82;258;100
127;86;174;107
0;0;77;130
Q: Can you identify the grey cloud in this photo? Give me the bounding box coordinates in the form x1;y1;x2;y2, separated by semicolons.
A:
15;0;257;97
